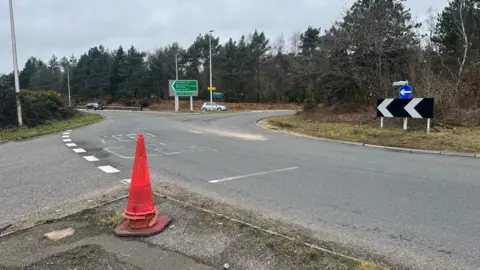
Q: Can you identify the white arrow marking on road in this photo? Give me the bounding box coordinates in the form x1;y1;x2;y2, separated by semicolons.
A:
378;98;394;117
405;98;422;118
400;89;412;95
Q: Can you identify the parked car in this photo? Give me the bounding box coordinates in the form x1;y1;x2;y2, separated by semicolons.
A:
201;102;227;111
85;102;103;110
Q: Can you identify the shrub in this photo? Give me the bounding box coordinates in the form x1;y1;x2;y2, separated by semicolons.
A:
0;89;75;128
303;99;316;113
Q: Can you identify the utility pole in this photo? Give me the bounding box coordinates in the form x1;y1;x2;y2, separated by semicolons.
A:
209;30;214;111
67;64;71;106
9;0;23;126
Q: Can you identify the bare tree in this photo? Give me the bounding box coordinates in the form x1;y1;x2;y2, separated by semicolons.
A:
456;0;469;93
288;31;301;55
273;33;286;54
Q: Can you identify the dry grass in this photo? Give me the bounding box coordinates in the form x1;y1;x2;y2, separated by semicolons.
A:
266;114;480;153
96;211;124;225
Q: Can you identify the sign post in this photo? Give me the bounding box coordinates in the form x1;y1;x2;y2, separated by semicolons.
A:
169;80;199;112
395;81;414;130
208;86;216;111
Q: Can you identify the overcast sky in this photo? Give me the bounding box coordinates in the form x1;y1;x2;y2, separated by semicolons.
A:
0;0;449;73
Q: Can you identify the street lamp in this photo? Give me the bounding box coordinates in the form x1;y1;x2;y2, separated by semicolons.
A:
9;0;23;126
66;64;71;106
174;51;179;112
209;30;214;110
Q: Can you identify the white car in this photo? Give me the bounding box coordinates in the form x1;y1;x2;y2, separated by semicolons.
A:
201;102;227;111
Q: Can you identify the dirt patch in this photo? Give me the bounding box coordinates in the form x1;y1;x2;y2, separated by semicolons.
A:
202;129;268;140
261;114;480;153
15;245;140;270
0;193;386;270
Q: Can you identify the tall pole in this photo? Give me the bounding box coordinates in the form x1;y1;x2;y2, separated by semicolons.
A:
174;53;179;112
67;65;71;107
209;30;214;111
9;0;23;126
175;53;178;80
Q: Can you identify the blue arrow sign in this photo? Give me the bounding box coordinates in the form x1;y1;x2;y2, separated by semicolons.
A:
399;84;413;99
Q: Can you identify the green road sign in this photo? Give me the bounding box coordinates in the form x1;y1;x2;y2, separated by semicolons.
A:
212;92;224;99
169;80;198;97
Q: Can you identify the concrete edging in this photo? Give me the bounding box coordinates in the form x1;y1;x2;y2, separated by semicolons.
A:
255;118;479;159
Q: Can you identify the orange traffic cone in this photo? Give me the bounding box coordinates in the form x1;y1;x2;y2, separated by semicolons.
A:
114;134;171;237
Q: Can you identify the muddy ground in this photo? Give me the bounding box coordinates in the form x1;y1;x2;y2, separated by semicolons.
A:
0;193;382;270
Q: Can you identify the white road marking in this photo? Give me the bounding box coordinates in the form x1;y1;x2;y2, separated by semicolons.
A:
165;151;181;155
65;143;77;147
97;136;107;144
98;165;120;173
209;167;299;184
63;132;71;135
72;148;86;153
62;135;70;138
65;130;72;132
103;147;134;159
63;139;72;142
121;179;131;185
83;156;99;162
112;135;132;142
189;130;202;134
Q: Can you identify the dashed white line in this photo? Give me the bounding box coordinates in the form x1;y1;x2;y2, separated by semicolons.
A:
62;135;70;138
63;132;71;135
208;167;299;183
83;156;100;162
98;165;120;174
65;143;77;147
72;148;86;153
63;139;72;142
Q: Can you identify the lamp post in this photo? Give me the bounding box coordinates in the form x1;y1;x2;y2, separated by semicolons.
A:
174;52;179;112
9;0;23;126
66;64;71;106
209;30;214;110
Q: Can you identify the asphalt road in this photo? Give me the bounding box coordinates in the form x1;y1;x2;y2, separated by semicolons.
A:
64;110;480;269
0;132;122;230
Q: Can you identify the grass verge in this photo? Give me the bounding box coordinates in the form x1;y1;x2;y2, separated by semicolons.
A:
0;112;102;142
264;114;480;153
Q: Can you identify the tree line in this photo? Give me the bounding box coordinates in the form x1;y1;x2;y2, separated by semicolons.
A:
0;0;479;119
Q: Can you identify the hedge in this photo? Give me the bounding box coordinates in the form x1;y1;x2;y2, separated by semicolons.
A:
0;89;76;128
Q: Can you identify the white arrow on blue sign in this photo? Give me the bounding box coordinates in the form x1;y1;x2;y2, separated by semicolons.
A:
399;84;413;99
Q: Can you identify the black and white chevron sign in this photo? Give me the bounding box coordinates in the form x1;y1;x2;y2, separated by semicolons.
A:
376;98;434;118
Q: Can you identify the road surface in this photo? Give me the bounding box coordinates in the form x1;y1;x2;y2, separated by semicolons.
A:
0;132;123;231
36;110;480;269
